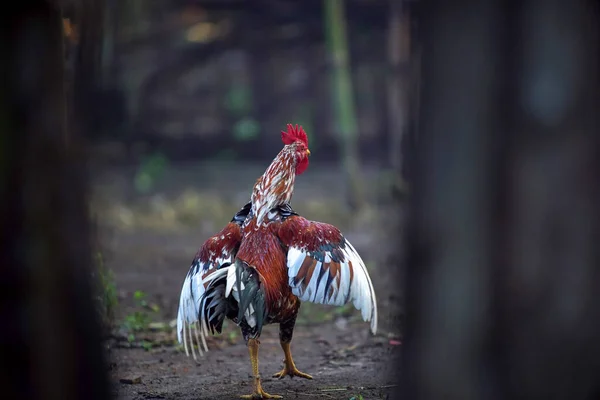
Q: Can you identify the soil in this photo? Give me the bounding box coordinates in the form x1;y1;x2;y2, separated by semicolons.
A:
109;322;400;400
96;162;403;400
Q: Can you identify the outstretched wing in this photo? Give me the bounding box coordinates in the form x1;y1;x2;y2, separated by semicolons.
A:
274;215;378;334
186;202;251;278
176;202;251;358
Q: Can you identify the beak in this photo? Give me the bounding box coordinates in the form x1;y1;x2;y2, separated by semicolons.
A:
306;149;311;156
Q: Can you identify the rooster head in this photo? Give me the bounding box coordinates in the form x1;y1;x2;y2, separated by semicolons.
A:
281;123;310;175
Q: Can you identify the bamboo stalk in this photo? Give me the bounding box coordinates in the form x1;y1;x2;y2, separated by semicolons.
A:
324;0;364;210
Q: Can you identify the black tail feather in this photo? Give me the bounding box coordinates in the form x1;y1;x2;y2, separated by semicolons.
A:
234;259;267;337
200;267;231;335
198;259;268;339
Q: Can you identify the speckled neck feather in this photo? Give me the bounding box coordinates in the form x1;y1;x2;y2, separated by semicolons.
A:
251;145;297;226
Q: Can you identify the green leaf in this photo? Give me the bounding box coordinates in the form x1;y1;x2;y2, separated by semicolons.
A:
224;86;253;115
142;340;153;351
133;290;146;301
134;152;169;194
134;172;153;194
96;252;104;267
122;311;151;332
233;118;260;141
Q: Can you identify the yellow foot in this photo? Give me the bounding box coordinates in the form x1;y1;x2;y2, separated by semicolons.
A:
240;389;283;399
272;364;313;380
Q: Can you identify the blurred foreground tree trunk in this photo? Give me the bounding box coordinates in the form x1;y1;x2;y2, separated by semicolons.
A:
402;0;600;399
0;2;110;400
324;0;364;211
386;0;410;174
73;0;104;137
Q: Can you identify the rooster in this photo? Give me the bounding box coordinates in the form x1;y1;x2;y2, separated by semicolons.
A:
176;124;377;399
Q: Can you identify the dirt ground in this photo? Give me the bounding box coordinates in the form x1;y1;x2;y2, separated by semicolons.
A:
94;162;403;400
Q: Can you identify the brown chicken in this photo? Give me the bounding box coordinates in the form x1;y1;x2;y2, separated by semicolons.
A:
177;124;377;399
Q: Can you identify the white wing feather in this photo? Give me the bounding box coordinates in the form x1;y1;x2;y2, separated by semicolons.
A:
286;238;378;335
176;262;230;360
177;257;262;362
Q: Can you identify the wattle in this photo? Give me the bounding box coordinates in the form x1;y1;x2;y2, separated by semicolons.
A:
296;157;309;175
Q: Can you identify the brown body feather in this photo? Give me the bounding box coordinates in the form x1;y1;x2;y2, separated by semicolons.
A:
236;218;300;324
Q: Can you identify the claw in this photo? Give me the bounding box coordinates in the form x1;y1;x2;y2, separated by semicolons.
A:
240;390;283;399
272;365;313;380
273;341;313;380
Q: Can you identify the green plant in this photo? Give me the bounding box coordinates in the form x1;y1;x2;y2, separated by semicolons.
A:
122;310;151;333
95;252;118;328
224;85;253;116
233;117;260;141
121;290;161;344
133;290;148;307
134;152;168;194
227;330;238;344
141;340;154;351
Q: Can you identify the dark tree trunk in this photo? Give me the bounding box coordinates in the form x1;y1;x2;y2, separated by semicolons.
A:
73;0;104;138
386;0;410;173
0;2;110;400
402;0;600;399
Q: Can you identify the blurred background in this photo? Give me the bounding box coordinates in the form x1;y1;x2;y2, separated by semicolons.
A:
64;0;410;399
76;1;415;169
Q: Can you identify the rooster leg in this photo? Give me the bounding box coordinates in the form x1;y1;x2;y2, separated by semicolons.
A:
241;338;282;399
273;317;313;380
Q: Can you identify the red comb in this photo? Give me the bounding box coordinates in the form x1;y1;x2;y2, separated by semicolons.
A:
281;124;308;146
